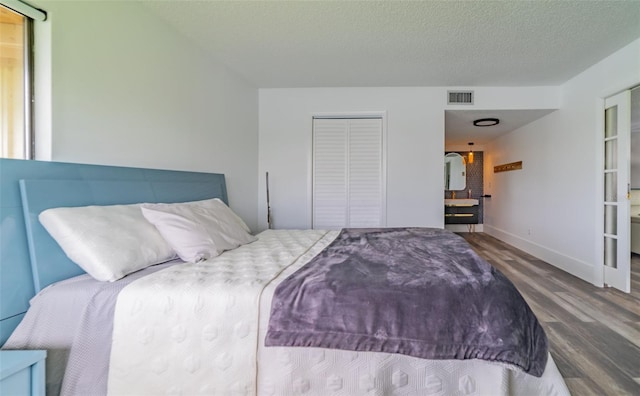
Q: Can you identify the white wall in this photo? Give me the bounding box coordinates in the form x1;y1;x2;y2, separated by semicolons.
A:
258;87;558;231
485;38;640;286
33;1;259;230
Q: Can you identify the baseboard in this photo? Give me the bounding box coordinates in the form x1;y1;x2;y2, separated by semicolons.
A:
483;225;598;286
445;224;484;233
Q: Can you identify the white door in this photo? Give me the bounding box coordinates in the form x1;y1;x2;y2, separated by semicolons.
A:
603;91;631;292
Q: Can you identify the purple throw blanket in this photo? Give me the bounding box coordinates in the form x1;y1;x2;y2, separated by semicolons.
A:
265;228;548;377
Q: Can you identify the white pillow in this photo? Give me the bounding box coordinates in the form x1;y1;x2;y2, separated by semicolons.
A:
141;198;256;263
39;204;177;282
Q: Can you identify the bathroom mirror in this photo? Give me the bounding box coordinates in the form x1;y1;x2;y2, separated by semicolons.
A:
444;153;466;191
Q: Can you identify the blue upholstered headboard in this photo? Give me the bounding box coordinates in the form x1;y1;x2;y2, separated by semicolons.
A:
0;159;227;345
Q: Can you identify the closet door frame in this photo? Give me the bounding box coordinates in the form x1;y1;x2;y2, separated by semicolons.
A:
310;111;387;229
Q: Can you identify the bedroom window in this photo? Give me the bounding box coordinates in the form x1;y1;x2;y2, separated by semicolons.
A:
0;1;43;159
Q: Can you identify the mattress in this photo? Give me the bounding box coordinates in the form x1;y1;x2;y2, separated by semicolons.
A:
2;260;182;395
3;229;570;395
255;231;568;396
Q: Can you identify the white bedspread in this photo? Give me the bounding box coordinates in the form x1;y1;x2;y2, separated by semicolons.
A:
108;229;332;395
108;229;570;396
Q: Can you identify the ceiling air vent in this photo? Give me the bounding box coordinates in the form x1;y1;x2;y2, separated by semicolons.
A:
447;90;474;105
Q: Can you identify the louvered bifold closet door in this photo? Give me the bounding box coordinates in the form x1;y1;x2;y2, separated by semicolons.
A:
313;119;348;229
312;118;383;229
348;119;383;227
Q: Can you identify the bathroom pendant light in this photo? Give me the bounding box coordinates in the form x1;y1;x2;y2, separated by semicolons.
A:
468;142;474;164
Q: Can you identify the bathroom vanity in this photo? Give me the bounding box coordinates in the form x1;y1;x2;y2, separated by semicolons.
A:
444;199;479;224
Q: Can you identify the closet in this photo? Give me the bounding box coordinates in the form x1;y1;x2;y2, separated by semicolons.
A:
312;117;385;229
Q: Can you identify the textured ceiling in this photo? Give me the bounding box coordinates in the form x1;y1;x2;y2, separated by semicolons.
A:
141;0;640;88
139;1;640;145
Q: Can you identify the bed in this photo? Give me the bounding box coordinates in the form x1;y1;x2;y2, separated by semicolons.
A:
0;159;570;396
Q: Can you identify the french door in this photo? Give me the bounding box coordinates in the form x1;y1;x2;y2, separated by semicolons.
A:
603;91;631;292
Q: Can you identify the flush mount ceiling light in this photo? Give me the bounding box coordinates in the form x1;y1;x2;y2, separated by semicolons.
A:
473;118;500;127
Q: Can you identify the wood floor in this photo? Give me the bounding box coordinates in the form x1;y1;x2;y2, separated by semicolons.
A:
460;233;640;396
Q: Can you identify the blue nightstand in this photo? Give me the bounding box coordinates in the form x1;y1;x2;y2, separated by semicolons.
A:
0;350;46;396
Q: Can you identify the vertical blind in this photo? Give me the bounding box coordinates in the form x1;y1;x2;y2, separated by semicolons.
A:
312;118;384;229
0;0;45;160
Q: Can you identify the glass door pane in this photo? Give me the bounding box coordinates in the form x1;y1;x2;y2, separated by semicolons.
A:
604;237;617;268
604;205;617;235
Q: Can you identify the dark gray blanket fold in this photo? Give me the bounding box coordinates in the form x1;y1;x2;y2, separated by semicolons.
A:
265;228;548;377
